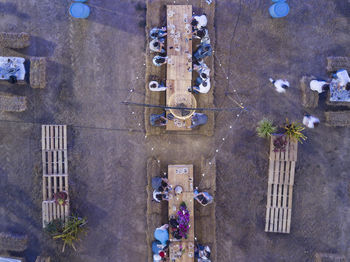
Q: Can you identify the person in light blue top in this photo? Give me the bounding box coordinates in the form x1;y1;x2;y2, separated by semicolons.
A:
194;188;213;206
193;43;212;60
154;224;169;246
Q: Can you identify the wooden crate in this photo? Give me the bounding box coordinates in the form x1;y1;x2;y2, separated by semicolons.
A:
265;135;297;233
42;200;69;227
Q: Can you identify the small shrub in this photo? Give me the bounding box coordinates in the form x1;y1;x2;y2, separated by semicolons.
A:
256;118;277;138
284;119;307;143
47;215;87;252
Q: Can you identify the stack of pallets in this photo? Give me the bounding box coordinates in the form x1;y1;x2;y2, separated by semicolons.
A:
41;125;69;228
265;135;298;234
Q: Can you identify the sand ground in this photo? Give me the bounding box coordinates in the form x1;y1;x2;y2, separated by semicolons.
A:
0;0;349;261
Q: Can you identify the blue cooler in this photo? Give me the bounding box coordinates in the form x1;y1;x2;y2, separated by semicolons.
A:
269;2;289;18
69;3;90;19
272;0;286;2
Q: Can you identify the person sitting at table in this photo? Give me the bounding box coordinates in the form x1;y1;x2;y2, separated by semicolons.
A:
190;78;211;94
193;60;210;77
154;224;169;246
193;27;210;45
193;43;212;60
332;69;350;89
149;80;167;91
149;39;166;53
195;243;211;261
153;190;169;202
303;114;320;128
191;14;208;30
150;113;168;127
189;113;208;129
153;55;168;67
309;79;329;93
194;188;213;206
150;27;167;39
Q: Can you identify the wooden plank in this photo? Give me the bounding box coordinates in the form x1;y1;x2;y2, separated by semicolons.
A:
63;125;67;150
168;164;194;192
289;161;296;185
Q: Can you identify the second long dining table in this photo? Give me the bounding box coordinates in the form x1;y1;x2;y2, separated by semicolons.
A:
168;164;194;262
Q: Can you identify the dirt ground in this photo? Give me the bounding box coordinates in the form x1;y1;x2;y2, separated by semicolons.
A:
0;0;350;261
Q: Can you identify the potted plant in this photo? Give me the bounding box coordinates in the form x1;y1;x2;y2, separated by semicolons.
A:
283;119;307;143
256;118;277;138
273;134;287;152
54;191;68;206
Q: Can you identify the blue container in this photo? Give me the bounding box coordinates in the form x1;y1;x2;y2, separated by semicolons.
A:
69;3;90;19
269;2;289;18
73;0;87;2
272;0;286;2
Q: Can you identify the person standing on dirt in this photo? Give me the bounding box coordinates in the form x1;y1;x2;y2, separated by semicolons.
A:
303;114;320;128
309;79;329;93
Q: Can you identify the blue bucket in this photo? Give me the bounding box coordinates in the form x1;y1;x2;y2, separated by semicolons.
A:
269;2;289;18
73;0;87;2
69;3;90;19
272;0;286;2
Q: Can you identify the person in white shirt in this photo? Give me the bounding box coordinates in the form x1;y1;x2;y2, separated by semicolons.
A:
191;78;211;94
149;81;167;91
191;14;208;30
193;60;210;76
149;39;165;53
153;56;168;67
309;80;329;93
269;78;289;93
333;69;350;89
303;114;320;128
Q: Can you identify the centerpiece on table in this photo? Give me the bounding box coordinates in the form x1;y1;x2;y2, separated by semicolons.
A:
176;202;190;239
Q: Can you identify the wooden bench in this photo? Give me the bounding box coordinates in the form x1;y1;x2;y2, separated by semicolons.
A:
0;92;27;112
325;111;350;127
41;125;69;227
300;76;319;108
30;57;47;89
0;232;28;252
0;32;30;49
265;135;297;234
326;56;350;73
315;253;346;262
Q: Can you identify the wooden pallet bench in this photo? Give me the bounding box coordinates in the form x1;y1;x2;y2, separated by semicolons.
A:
326;56;350;73
0;32;30;49
325;111;350;127
30;57;47;89
0;92;27;112
300;75;319;108
41;125;69;227
265;135;297;234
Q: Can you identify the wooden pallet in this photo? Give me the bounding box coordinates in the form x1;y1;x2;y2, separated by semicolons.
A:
41;125;69;227
326;56;350;73
42;201;69;226
265;135;297;233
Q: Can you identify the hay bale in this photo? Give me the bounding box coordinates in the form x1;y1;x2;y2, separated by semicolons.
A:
300;76;319;108
314;252;346;262
325;111;350;127
29;57;47;89
35;256;51;262
0;232;28;252
326;56;350;73
0;32;30;49
0;92;27;112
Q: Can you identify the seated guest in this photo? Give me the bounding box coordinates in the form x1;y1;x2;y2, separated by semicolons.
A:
191;78;211;94
333;69;350;89
190;113;208;129
154;224;169;246
309;79;329;93
153;190;169;202
195;244;211;261
150;113;168;127
152;176;170;192
194;43;212;60
191;14;208;30
303;114;320;128
153;56;168;67
193;27;210;44
150;27;167;39
149;39;165;53
194;188;213;206
193;60;210;76
149;80;167;91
